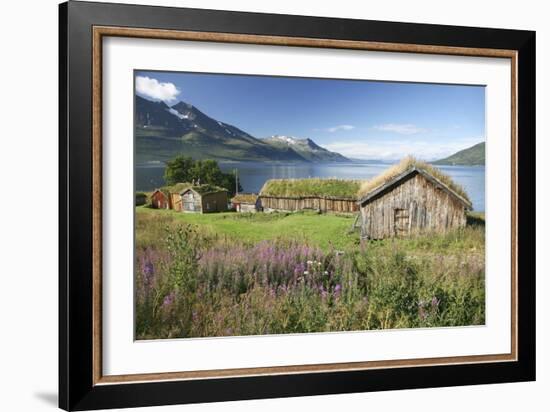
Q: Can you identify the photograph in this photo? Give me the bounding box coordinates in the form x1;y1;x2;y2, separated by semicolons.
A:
134;71;486;340
51;1;536;410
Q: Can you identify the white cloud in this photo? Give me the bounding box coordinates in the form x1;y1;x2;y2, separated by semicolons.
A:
315;125;355;133
136;76;180;103
373;123;428;135
323;137;483;161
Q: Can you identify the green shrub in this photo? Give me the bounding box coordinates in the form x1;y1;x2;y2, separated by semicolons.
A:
135;192;147;206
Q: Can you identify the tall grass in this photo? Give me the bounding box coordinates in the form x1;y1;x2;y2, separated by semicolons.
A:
135;211;485;339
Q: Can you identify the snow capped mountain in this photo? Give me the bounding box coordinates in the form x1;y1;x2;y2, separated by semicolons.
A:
269;135;298;145
135;95;348;163
263;135;348;162
167;107;190;120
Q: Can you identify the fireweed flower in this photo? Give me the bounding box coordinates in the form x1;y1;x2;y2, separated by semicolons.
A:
419;305;427;320
139;260;155;297
162;291;176;309
333;284;342;299
143;261;154;278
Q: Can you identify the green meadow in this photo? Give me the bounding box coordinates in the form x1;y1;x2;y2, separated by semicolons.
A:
136;207;485;254
135;207;485;340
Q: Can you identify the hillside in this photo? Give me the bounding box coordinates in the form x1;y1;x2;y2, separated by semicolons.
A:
263;136;348;162
135;96;348;163
433;142;485;166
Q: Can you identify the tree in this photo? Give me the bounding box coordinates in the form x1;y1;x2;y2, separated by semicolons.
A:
164;156;195;185
190;160;224;186
219;172;242;197
163;156;243;196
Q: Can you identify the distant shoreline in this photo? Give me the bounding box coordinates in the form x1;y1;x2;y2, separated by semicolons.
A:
136;160;486;168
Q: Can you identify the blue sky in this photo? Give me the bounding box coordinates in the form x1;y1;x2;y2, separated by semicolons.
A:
135;70;485;161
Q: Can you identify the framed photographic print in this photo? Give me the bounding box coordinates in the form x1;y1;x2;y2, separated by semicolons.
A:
59;1;536;410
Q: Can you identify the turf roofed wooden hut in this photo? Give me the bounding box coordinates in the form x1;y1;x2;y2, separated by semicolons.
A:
151;183;193;211
150;189;169;209
357;157;472;240
180;184;229;213
259;178;360;213
231;193;262;212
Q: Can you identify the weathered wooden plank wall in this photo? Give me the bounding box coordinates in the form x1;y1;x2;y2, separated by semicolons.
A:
170;193;182;211
238;203;259;213
151;191;168;209
260;196;359;213
182;191;202;212
202;192;229;213
360;173;467;239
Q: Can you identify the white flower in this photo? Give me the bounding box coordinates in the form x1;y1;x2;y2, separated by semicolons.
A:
306;260;313;265
304;271;309;275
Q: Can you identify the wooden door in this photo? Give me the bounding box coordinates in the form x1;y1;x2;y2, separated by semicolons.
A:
394;208;410;237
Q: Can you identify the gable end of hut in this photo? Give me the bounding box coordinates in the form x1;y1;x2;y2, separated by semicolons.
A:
358;168;471;239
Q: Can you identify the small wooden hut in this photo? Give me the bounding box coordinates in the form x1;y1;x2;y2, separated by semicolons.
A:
136;192;147;206
259;178;360;213
150;189;169;209
231;193;262;212
163;182;193;211
180;184;228;213
357;158;472;239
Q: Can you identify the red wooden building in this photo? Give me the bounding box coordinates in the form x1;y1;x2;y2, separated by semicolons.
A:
150;189;169;209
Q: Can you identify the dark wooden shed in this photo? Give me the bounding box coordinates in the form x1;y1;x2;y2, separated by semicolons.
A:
358;163;472;240
180;185;229;213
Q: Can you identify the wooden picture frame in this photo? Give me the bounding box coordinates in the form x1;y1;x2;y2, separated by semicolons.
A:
59;1;535;410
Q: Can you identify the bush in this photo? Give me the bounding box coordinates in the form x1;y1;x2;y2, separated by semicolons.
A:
135;192;147;206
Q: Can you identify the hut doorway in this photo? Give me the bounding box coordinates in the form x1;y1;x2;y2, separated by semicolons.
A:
394;208;410;237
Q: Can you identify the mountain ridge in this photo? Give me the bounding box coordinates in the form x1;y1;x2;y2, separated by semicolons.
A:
263;135;348;162
433;142;485;166
135;96;348;163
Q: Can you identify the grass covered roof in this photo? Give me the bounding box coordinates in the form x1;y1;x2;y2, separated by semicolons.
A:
231;193;259;203
188;184;228;195
357;156;471;204
160;182;228;196
260;178;361;199
159;182;192;196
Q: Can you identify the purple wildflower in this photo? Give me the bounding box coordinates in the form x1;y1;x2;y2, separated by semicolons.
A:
333;284;342;299
142;261;154;287
162;291;175;309
419;305;427;320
